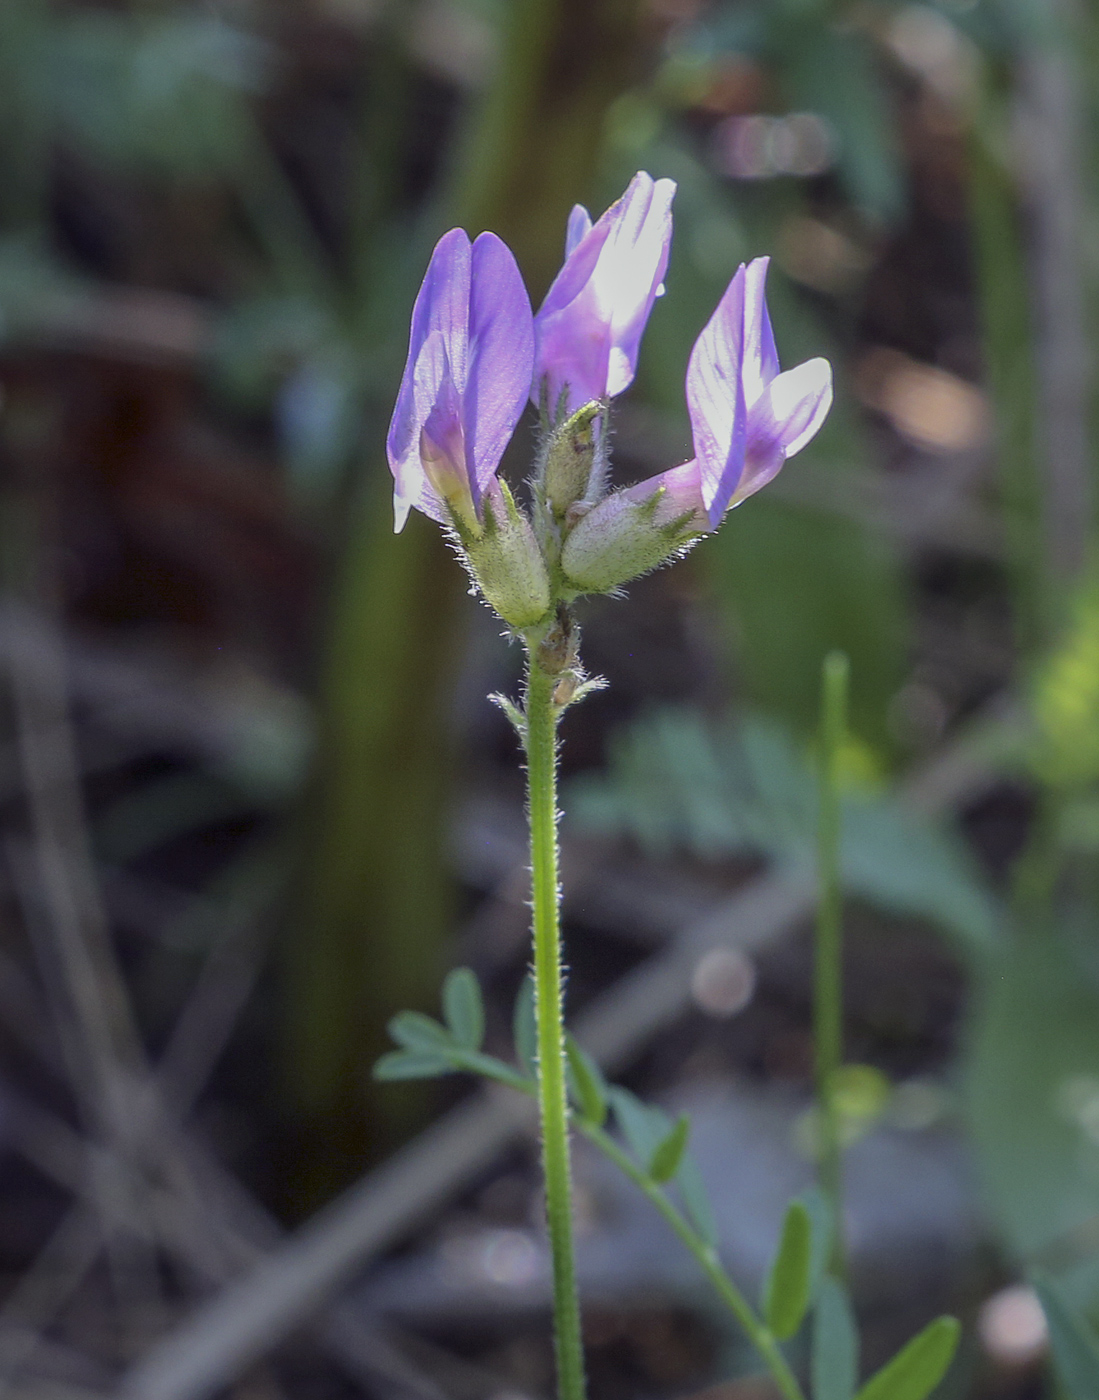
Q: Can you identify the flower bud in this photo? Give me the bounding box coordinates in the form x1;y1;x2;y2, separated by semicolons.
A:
541;401;604;520
560;461;708;594
465;480;552;628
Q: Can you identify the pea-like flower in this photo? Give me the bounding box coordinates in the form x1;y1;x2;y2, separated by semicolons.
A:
387;228;534;533
532;172;675;419
561;257;833;591
686;256;832;527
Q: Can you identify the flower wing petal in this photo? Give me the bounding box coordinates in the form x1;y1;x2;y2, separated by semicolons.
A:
730;356;833;507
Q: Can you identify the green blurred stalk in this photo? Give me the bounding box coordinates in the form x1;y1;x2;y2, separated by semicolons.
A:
967;61;1043;644
450;0;645;295
815;651;848;1277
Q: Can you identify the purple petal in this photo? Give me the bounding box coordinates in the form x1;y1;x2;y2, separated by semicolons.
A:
463;232;535;511
393;331;456;529
565;204;593;258
593;173;675;396
532;171;675;414
387;229;472;529
740;257;779;402
686;264;749;525
731;357;833;506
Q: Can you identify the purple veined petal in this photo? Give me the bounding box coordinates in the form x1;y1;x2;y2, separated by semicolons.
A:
387;229;472;529
592;173;675;397
730;356;834;507
565;204;593;258
392;330;459;530
686;264;749;524
463;232;535;511
532;216;615;411
740;257;779;405
749;356;833;458
532;171;675;413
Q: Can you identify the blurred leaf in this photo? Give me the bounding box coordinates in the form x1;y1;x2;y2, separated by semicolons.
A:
841;800;999;956
813;1276;859;1400
1033;1271;1099;1400
854;1317;960;1400
649;1114;691;1184
513;975;537;1079
706;498;906;757
800;1185;834;1303
442;968;485;1050
51;13;267;177
763;1199;813;1339
565;1034;607;1126
967;923;1099;1264
677;1149;719;1248
778;24;905;225
373;1049;455;1081
609;1085;673;1166
1030;570;1099;790
569;708;998;956
388;1011;451;1053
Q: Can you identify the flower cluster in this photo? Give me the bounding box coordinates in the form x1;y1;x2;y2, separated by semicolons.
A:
386;172;833;630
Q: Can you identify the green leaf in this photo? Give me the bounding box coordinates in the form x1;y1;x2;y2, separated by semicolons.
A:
649;1114;690;1184
855;1316;960;1400
372;1049;454;1081
565;1034;607;1125
513;975;537;1079
677;1151;718;1248
813;1276;858;1400
800;1186;834;1303
705;497;907;756
442;967;484;1050
388;1010;451;1052
1033;1272;1099;1400
609;1086;670;1165
780;25;905;225
762;1200;812;1339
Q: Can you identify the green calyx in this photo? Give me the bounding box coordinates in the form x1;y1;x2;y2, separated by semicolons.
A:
560;485;701;594
541;401;605;522
463;481;552;629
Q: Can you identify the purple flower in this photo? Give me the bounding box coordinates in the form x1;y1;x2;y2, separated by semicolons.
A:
387;228;534;533
532;172;675;418
685;256;832;527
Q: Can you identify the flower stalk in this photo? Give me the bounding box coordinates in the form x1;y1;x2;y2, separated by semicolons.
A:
524;638;585;1400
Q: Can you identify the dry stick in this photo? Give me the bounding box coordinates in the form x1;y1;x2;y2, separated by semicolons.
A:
118;703;1012;1400
0;1206;104;1390
0;610;388;1395
3;604;174;1360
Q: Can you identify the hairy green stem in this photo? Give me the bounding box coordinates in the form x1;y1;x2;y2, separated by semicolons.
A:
525;656;586;1400
815;651;848;1276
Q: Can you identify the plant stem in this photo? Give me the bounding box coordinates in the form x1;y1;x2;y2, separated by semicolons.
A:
579;1121;806;1400
815;651;848;1276
461;1056;805;1400
525;655;586;1400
